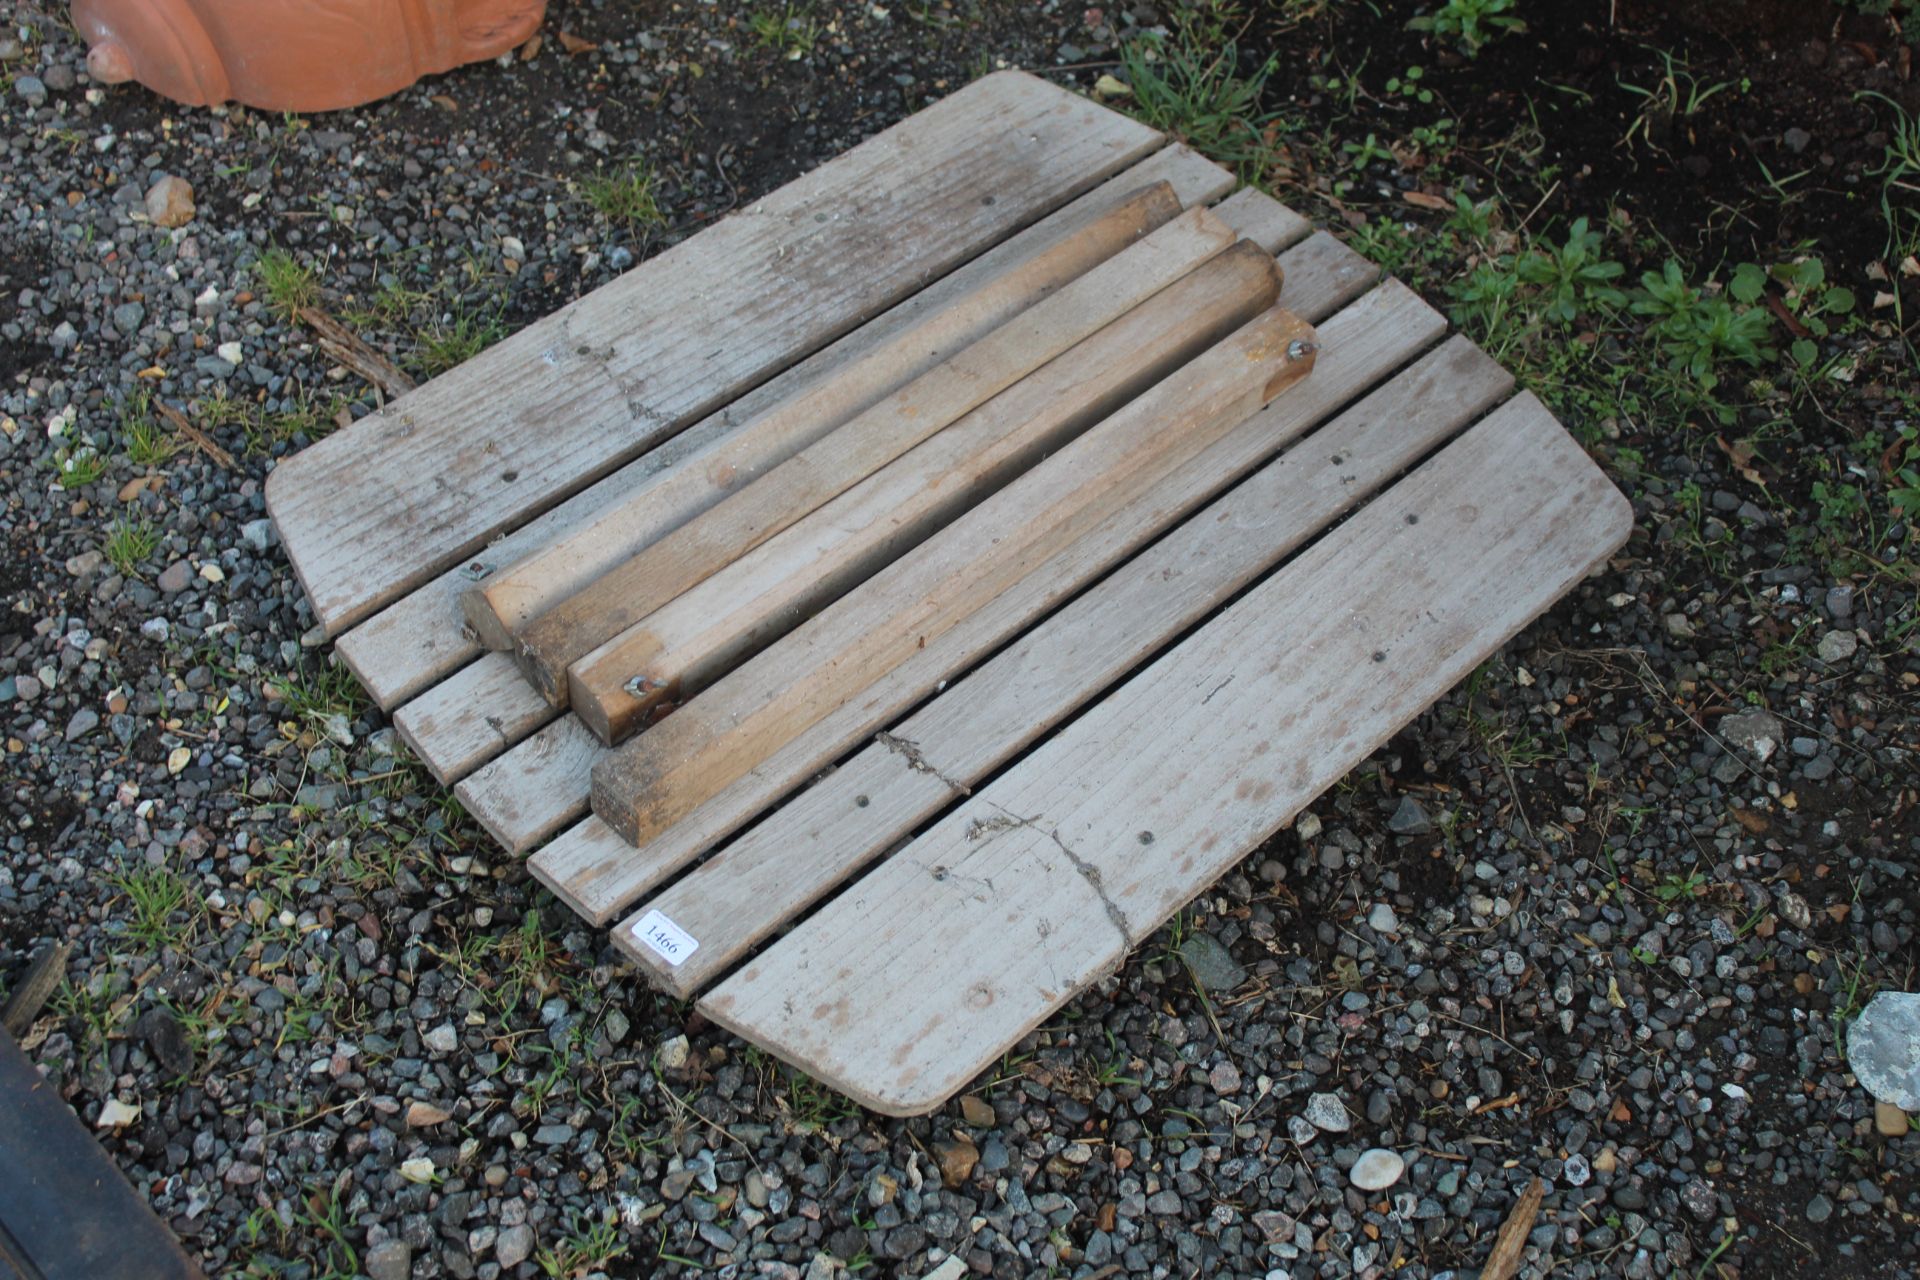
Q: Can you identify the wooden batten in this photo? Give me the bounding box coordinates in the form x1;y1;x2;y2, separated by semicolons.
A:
588;305;1318;848
511;204;1240;710
567;240;1285;745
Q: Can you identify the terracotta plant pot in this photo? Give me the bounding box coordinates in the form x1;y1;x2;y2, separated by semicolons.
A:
72;0;548;113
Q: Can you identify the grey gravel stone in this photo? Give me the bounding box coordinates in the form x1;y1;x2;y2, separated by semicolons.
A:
1817;630;1858;662
1387;795;1431;835
494;1223;534;1269
144;174;196;228
1177;933;1246;992
1303;1092;1350;1132
1847;992;1920;1110
1718;708;1783;761
365;1239;412;1280
1349;1148;1405;1190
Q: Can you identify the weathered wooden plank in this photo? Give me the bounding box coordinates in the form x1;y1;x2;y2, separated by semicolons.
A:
618;336;1512;995
568;240;1283;743
454;716;603;854
0;1030;204;1279
463;180;1186;652
1208;187;1309;252
587;303;1320;847
268;72;1165;636
516;205;1240;711
701;394;1635;1115
528;232;1379;921
392;653;550;786
332;146;1239;712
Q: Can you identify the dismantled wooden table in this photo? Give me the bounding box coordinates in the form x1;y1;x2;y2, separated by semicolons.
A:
267;71;1631;1115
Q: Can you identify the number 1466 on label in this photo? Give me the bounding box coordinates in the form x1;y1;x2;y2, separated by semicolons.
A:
632;910;700;966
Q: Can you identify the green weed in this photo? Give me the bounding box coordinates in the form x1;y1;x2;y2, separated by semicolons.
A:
412;303;506;376
1619;49;1738;155
1652;869;1708;903
538;1210;628;1276
1118;15;1282;183
1760;257;1858;368
782;1066;859;1129
580;160;666;229
103;515;160;576
749;4;818;58
120;391;181;465
1343;132;1395;171
52;976;124;1072
1632;261;1775;389
278;964;352;1048
271;660;362;725
107;861;203;953
1514;217;1628;324
1858;90;1920;258
52;445;108;489
1408;0;1524;55
1834;950;1879;1056
1386;65;1434;105
255;247;320;319
1889;425;1920;523
607;1096;668;1164
247;387;346;454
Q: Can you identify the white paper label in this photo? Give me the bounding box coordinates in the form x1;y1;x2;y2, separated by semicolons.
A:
632;909;699;966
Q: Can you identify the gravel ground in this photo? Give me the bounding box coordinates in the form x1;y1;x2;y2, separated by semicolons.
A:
3;3;1917;1279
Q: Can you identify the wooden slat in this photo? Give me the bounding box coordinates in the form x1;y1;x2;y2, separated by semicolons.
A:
1208;187;1309;251
568;240;1284;743
268;72;1164;636
587;303;1319;847
392;653;550;786
333;146;1238;713
463;180;1186;652
700;394;1634;1115
455;716;604;854
526;232;1380;922
619;336;1513;996
516;205;1241;711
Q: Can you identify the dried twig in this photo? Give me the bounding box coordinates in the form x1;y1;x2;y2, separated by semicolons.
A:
1482;1176;1546;1280
2;941;73;1036
154;399;235;470
298;306;416;403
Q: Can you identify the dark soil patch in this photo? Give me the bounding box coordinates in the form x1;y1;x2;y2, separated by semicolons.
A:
0;238;54;385
1257;0;1918;282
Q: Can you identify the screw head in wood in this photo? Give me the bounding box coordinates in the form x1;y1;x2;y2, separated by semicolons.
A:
1287;339;1316;361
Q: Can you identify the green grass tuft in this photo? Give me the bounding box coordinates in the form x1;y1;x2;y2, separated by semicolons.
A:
120;390;181;466
580;161;666;229
750;4;819;58
1117;13;1282;185
255;247;320;319
103;516;160;576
